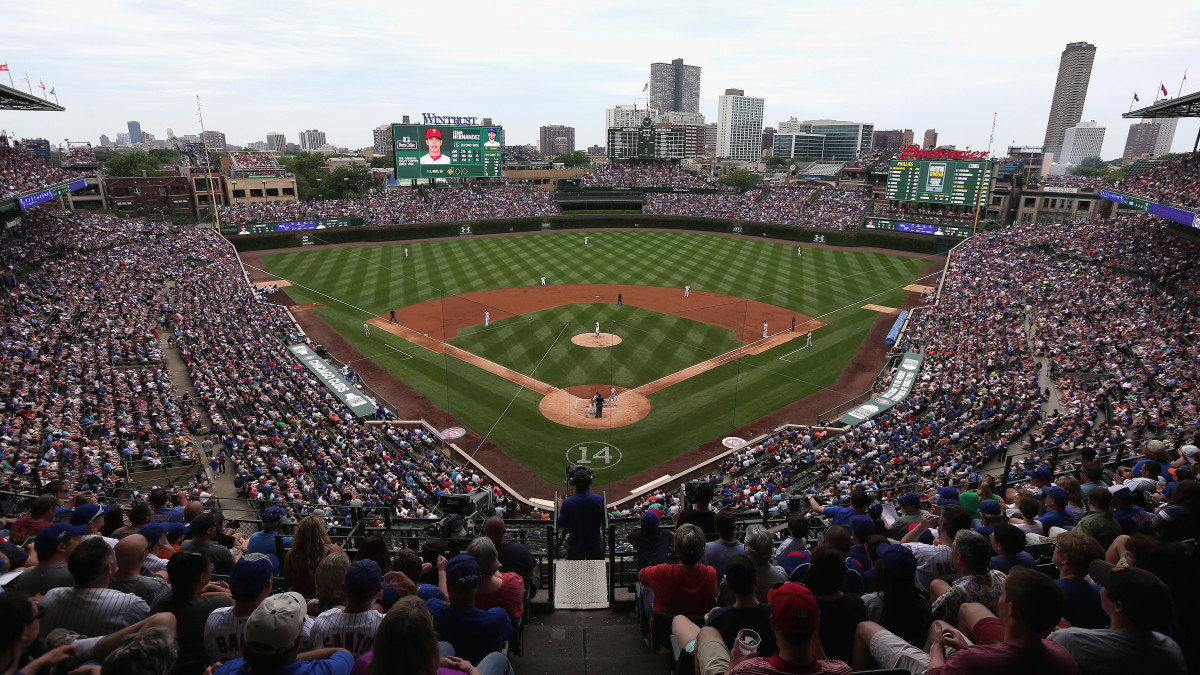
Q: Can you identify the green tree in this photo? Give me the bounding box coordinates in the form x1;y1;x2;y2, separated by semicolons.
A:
555;151;592;168
102;152;168;177
370;155;393;168
1068;156;1110;178
718;168;753;192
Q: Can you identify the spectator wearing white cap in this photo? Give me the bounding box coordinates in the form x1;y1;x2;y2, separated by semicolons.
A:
213;592;353;675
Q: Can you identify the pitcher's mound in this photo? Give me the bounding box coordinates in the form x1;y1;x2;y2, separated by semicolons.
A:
539;385;650;429
571;332;622;348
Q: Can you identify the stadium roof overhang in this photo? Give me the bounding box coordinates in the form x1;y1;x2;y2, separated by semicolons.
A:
0;83;64;112
1126;91;1200;152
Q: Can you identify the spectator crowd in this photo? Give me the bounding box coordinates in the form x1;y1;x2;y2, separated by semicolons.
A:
0;139;93;199
1115;151;1200;210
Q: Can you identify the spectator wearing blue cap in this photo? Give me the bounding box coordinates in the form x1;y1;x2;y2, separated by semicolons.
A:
425;555;512;666
847;517;874;571
974;499;1007;539
205;553;306;665
1110;486;1154;535
886;492;928;540
9;522;87;595
72;503;117;546
246;506;291;573
1037;487;1076;536
859;543;931;649
309;559;383;659
1027;466;1054;492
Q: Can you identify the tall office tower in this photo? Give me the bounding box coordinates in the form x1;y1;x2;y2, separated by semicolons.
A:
1122;122;1160;164
1059;121;1106;164
99;134;110;147
1042;41;1097;160
539;125;575;155
127;121;142;147
606;104;655;130
716;89;764;161
373;125;393;157
923;129;938;149
202;130;227;150
649;58;701;114
1151;117;1178;156
299;129;327;151
265;132;287;153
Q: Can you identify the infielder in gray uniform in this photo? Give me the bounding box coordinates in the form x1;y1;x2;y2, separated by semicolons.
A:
595;321;600;338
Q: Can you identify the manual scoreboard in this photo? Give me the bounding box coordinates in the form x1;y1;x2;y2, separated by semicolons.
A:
885;159;990;206
392;124;503;179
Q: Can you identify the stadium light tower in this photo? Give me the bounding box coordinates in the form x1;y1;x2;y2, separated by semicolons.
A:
261;179;267;204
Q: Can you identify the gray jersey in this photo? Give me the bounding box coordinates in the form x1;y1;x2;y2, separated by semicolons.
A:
204;606;313;663
308;608;383;658
109;574;171;606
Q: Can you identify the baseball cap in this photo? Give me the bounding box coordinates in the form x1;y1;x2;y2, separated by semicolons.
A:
978;499;1002;516
262;506;287;524
344;559;383;599
850;516;874;542
768;582;820;637
244;591;307;652
640;511;660;529
138;522;168;544
488;128;496;133
1048;487;1070;507
1027;467;1052;482
1180;444;1199;464
230;553;277;596
1145;439;1166;454
936;487;960;502
875;542;917;578
445;554;480;590
867;502;883;520
69;503;109;526
1088;560;1172;629
165;522;190;543
426;128;442;139
34;522;87;556
897;492;921;507
1109;485;1134;502
1154;505;1198;541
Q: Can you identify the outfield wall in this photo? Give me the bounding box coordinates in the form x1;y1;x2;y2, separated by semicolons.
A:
223;214;941;255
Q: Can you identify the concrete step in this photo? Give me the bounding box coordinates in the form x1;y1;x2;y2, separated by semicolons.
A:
516;607;669;675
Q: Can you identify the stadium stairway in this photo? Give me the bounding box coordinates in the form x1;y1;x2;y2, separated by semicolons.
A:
518;603;670;675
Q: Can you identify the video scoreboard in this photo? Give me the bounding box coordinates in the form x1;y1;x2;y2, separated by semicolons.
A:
392;124;503;179
885;159;991;207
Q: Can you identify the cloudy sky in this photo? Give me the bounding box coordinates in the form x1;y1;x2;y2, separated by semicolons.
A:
3;0;1198;159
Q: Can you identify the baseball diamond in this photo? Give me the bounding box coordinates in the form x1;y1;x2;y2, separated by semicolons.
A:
249;229;935;495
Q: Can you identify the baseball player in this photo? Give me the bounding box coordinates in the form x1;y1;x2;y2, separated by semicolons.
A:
584;235;589;245
608;386;617;406
404;247;409;257
791;316;796;332
617;292;622;306
798;246;802;257
389;310;396;324
308;560;384;658
684;284;690;298
594;321;600;338
807;331;813;347
485;311;491;327
763;321;768;339
540;275;547;286
363;322;370;337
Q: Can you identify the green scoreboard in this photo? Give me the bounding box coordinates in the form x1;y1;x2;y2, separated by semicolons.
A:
392;124;503;179
885;159;991;206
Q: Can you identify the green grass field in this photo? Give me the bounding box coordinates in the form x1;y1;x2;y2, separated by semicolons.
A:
449;304;742;389
261;230;932;485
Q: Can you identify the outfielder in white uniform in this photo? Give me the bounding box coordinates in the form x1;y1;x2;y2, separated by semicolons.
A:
540;275;546;286
763;321;768;338
684;284;690;297
404;247;409;257
308;560;385;659
584;236;589;245
595;321;600;338
807;331;813;346
484;311;490;327
798;246;802;257
363;322;370;337
608;386;617;406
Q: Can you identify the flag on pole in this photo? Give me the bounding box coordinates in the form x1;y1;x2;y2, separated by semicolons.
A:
642;82;648;92
1161;83;1169;96
0;63;8;72
49;87;55;96
38;80;45;91
1133;93;1139;101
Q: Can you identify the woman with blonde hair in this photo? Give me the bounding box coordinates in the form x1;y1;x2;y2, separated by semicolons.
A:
282;515;343;596
311;551;351;614
349;596;514;675
1056;476;1086;522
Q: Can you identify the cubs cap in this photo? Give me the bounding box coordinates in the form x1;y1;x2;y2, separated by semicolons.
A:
445;554;480;590
978;499;1002;516
344;559;383;599
34;522;87;556
1027;467;1052;482
229;553;277;596
69;503;109;526
875;542;917;578
897;492;921;507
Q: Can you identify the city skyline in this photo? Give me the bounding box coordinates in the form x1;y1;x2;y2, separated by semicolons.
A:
1;1;1198;160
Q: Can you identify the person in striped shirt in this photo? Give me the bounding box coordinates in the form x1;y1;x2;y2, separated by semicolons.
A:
309;560;384;659
38;538;150;642
205;553;313;664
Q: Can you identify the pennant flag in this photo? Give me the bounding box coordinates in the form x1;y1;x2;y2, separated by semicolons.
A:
1133;93;1139;101
49;87;55;95
0;63;8;72
1161;83;1168;96
20;74;28;82
38;80;45;91
642;82;648;92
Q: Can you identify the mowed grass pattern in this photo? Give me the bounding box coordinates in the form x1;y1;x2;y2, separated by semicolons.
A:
450;303;743;389
262;230;934;484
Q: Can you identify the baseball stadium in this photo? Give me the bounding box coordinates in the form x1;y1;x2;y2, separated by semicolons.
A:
2;45;1200;675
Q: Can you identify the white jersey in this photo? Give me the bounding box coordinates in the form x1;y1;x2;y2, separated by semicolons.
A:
39;587;150;640
901;541;958;591
205;606;314;663
309;608;383;658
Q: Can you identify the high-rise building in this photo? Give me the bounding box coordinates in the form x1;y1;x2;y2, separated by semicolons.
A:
873;130;905;151
658;111;708;158
761;127;777;152
606;105;656;131
778;117;805;134
202;130;227;150
299;129;327;151
1042;41;1097;160
716;89;764;161
1122;122;1160;164
923;129;938;149
99;134;110;147
265;132;287;153
650;59;701;115
901;129;915;146
770;120;873;162
116;133;131;145
127;121;142;147
166;128;175;139
1151;117;1177;156
1059;120;1106;164
373;125;393;157
539;125;575;155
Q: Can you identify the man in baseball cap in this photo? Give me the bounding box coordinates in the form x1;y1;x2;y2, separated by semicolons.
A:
246;506;291;573
8;523;87;594
1036;486;1075;535
693;581;847;675
886;492;928;540
204;553;289;664
214;592;353;675
425;555;511;666
420;128;450;166
1049;561;1185;673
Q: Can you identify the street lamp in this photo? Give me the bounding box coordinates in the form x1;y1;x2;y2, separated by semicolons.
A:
291;178;297;202
261;180;268;204
316;178;322;199
232;180;238;205
343;177;348;196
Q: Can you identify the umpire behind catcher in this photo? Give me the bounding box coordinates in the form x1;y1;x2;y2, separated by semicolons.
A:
557;466;605;560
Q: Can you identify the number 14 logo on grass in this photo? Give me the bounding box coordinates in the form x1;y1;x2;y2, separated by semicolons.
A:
566;442;623;469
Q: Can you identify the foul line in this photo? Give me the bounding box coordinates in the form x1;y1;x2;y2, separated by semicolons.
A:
777;343;811;362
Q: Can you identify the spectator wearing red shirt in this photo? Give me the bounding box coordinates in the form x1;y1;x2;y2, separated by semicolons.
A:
638;523;716;618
